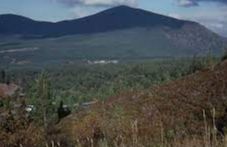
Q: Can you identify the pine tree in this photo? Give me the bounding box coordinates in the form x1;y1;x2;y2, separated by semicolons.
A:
221;49;227;61
6;74;10;85
0;70;6;83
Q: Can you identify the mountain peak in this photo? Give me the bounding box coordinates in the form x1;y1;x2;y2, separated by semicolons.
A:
100;5;146;15
112;5;133;9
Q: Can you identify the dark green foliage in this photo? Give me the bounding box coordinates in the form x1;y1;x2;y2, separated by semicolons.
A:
8;59;203;107
221;51;227;61
1;70;5;82
0;100;3;107
6;74;10;85
222;55;227;61
0;69;11;85
57;101;71;121
5;58;215;114
0;70;6;83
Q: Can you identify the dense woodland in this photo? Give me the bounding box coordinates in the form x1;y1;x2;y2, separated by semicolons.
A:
1;57;214;104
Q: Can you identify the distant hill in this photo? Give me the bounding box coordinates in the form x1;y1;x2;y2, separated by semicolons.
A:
0;6;226;65
0;6;195;37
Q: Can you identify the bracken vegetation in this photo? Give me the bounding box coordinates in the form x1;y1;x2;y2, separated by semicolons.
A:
1;57;227;147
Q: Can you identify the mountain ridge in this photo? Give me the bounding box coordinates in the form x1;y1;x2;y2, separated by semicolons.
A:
0;5;201;37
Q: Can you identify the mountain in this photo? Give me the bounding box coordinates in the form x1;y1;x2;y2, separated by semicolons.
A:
0;6;195;37
0;14;54;37
0;6;226;65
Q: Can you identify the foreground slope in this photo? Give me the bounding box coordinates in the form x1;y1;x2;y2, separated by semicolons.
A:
57;60;227;145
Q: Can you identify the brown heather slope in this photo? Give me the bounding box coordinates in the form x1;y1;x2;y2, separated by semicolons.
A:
56;60;227;146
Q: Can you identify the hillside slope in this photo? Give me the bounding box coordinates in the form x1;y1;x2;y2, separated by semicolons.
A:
57;60;227;145
0;27;226;66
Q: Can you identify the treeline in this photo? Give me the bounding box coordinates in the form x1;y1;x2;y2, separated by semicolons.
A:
3;57;215;109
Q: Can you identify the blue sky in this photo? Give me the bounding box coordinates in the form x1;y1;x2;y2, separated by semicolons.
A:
0;0;227;36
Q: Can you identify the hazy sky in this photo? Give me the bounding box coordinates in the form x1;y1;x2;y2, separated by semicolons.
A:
0;0;227;36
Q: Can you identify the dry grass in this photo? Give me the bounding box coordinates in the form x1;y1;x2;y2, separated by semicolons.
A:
54;60;227;146
2;60;227;146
